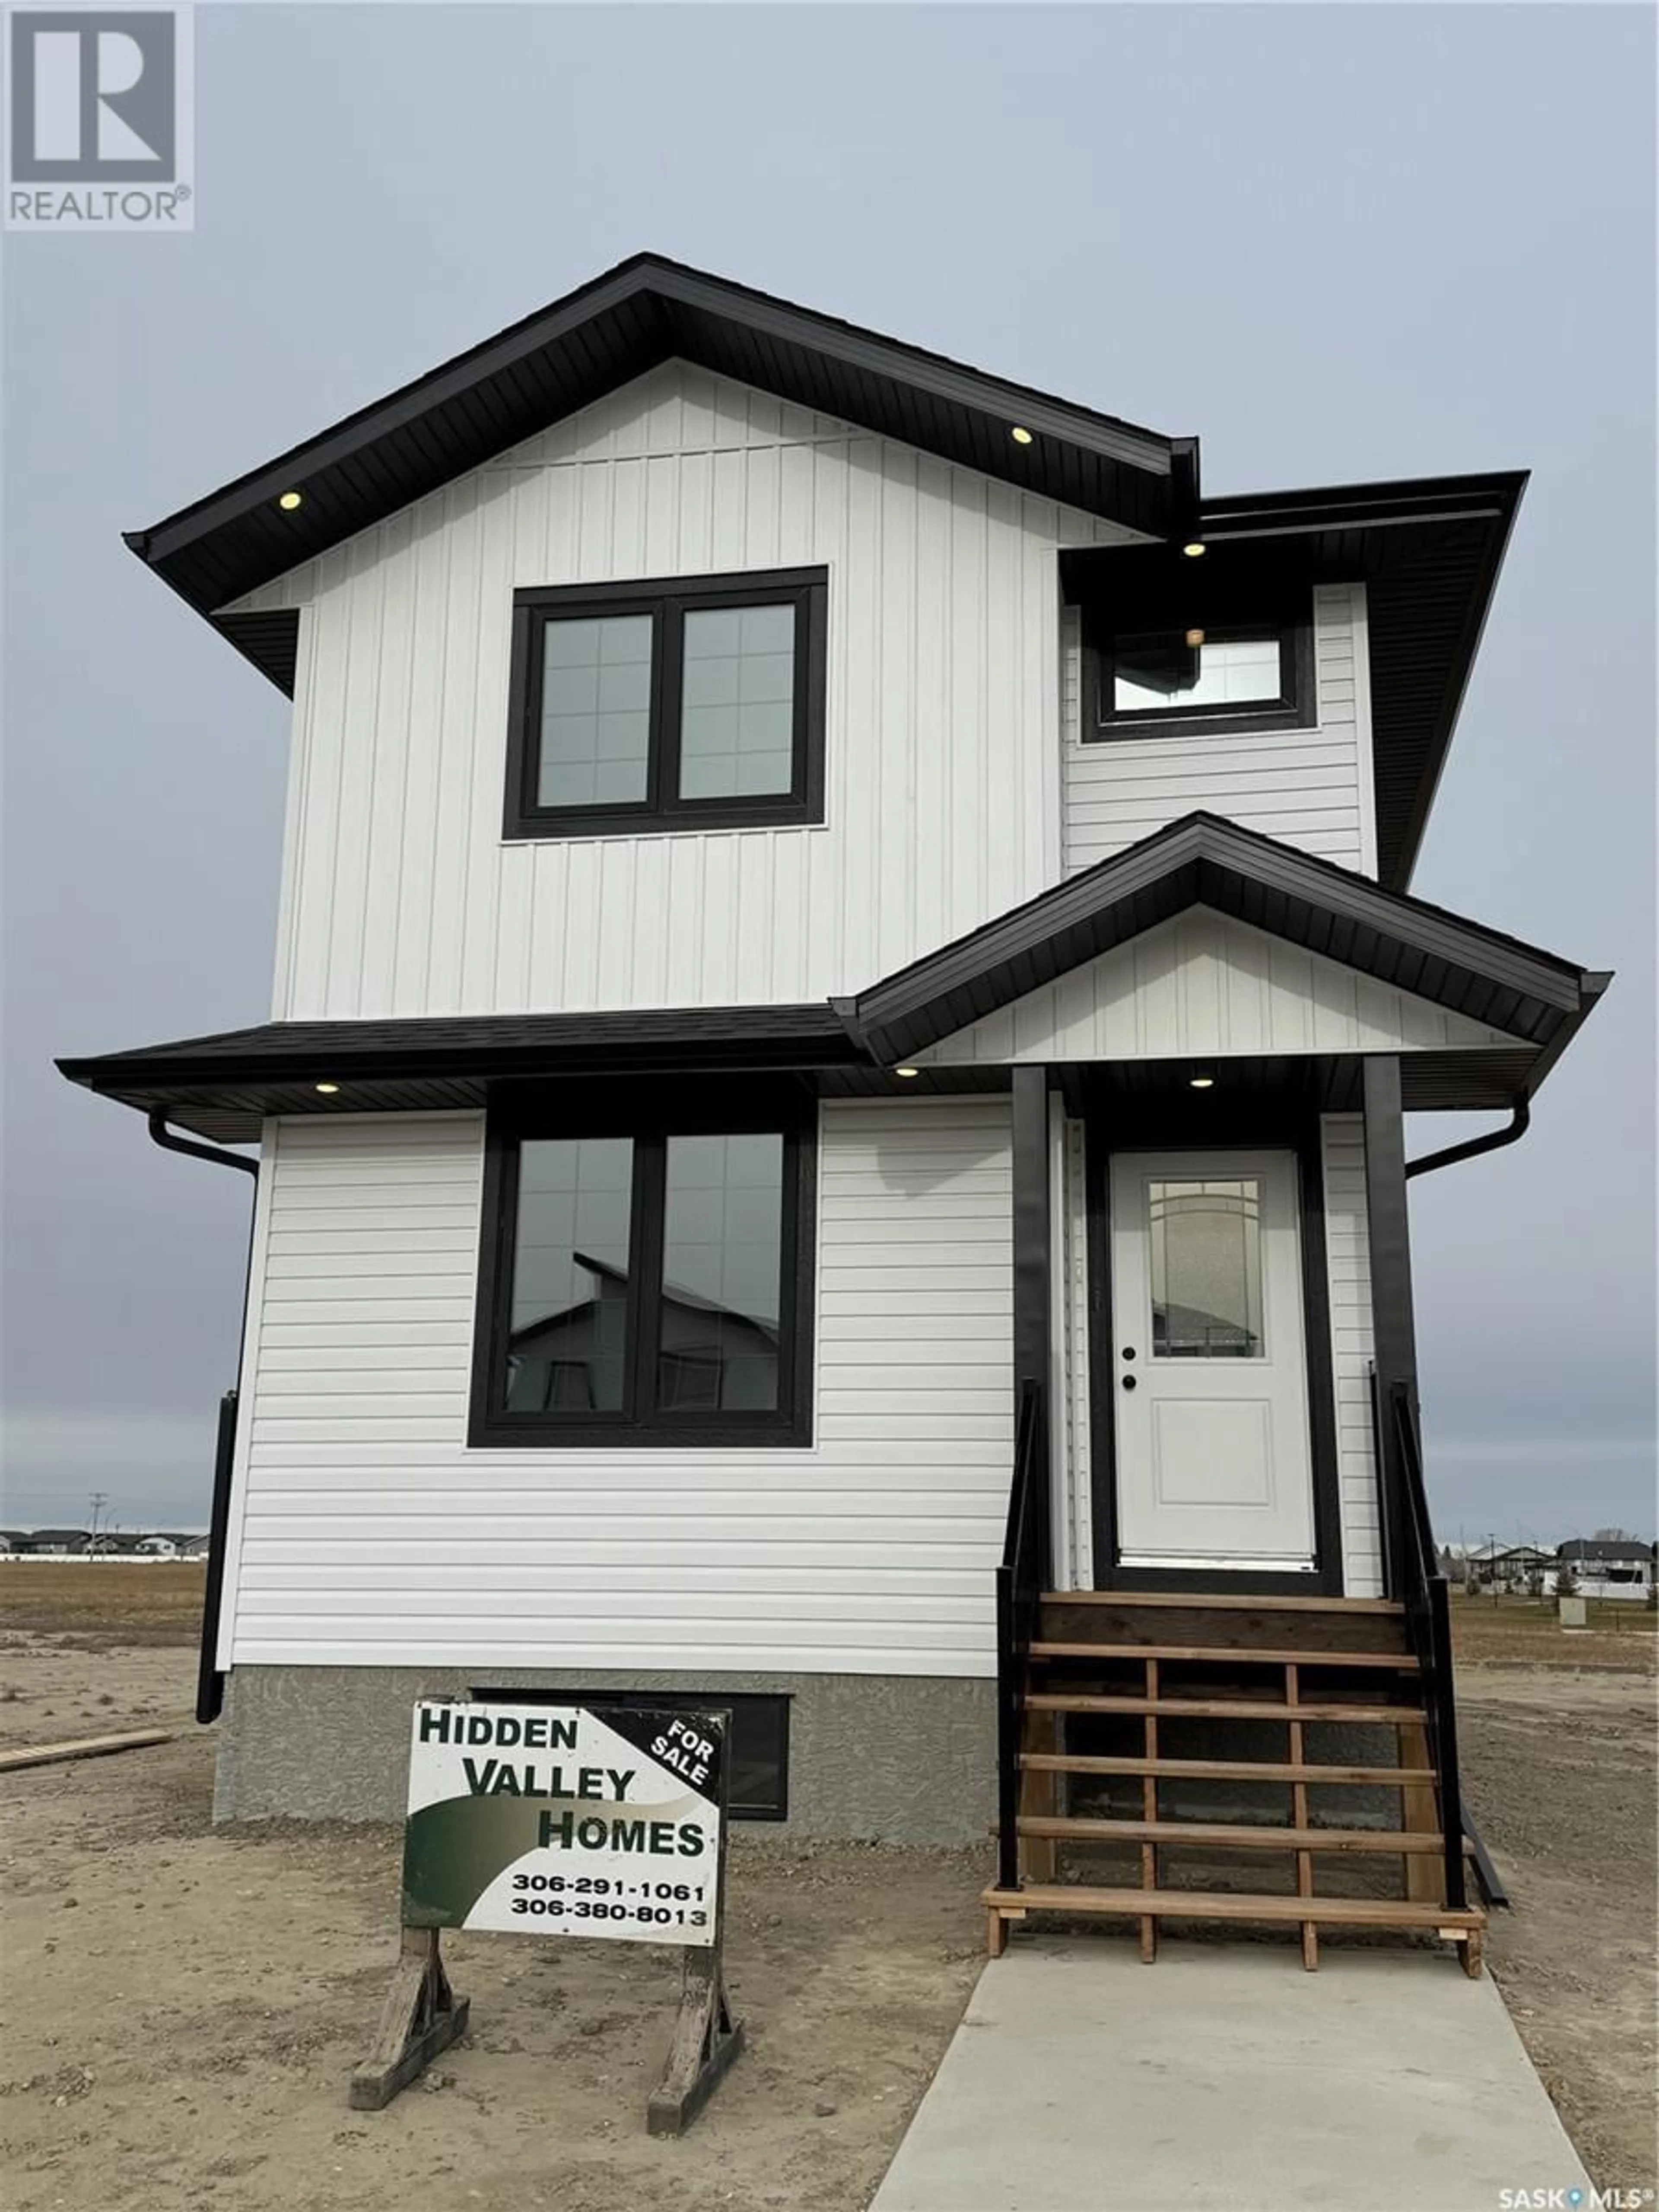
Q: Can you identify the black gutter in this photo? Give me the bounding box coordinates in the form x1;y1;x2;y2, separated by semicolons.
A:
147;1113;258;1723
147;1111;259;1179
1405;1098;1529;1181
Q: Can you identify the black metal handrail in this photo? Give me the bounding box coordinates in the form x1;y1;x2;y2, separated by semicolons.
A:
1378;1374;1467;1911
195;1388;239;1726
995;1378;1049;1892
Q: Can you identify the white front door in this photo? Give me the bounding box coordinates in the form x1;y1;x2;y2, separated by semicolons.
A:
1109;1148;1316;1570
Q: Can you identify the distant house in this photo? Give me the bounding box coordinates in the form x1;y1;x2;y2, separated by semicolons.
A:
1464;1542;1557;1595
17;1528;89;1557
179;1533;211;1560
136;1534;181;1559
1557;1539;1656;1602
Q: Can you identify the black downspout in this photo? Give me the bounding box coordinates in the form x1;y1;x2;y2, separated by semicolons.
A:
1396;1090;1531;1910
147;1114;258;1724
1406;1097;1530;1181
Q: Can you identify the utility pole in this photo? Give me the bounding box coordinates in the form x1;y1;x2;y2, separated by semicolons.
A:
88;1491;109;1555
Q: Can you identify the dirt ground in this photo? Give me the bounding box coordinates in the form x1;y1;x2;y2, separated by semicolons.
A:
0;1574;1654;2209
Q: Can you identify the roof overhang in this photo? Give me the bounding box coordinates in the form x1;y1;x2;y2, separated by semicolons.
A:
57;1004;870;1145
59;817;1606;1144
125;251;1196;691
1060;473;1526;890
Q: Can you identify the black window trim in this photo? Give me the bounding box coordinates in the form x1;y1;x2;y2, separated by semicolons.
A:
469;1078;817;1449
1083;595;1318;742
504;566;829;840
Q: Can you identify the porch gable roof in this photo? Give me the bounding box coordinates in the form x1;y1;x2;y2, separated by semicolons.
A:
836;812;1607;1076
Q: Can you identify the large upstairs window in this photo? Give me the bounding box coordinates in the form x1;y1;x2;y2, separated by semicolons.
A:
504;569;828;839
470;1085;816;1448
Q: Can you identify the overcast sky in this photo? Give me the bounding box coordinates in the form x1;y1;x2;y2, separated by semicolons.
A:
3;3;1653;1541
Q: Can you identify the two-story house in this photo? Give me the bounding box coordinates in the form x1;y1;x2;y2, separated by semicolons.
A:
61;254;1608;1972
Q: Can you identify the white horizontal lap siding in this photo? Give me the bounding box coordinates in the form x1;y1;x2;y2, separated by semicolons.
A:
240;360;1131;1020
225;1100;1014;1672
1062;583;1378;876
1321;1113;1383;1597
913;907;1524;1065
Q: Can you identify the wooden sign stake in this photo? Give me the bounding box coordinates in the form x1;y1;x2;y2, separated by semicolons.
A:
647;1941;745;2136
349;1924;470;2110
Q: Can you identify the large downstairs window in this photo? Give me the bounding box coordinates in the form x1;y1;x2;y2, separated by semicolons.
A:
470;1087;817;1447
503;568;829;839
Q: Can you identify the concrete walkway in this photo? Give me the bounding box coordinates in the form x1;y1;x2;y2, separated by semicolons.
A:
871;1939;1593;2212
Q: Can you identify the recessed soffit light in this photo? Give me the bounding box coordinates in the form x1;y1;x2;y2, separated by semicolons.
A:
1010;426;1034;446
314;1080;340;1095
278;490;304;512
893;1066;922;1080
1182;540;1206;558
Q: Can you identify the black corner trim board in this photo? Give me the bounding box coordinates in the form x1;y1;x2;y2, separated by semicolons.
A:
58;810;1606;1138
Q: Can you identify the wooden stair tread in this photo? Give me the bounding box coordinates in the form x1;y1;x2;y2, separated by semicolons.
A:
1012;1815;1460;1854
982;1884;1484;1930
1028;1642;1417;1669
1024;1693;1425;1723
1017;1753;1437;1784
1040;1592;1404;1615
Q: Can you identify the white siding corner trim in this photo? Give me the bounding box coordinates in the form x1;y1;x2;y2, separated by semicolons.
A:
222;1100;1014;1676
912;906;1526;1067
1322;1112;1384;1596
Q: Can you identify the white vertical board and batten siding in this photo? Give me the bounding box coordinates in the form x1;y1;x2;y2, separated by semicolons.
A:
1062;583;1379;877
1321;1112;1384;1596
238;361;1128;1021
218;1100;1014;1674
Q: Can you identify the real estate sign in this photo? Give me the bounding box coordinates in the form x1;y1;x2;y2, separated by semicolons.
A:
401;1699;726;1945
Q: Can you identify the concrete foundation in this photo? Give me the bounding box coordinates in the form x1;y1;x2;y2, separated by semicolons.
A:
213;1664;997;1843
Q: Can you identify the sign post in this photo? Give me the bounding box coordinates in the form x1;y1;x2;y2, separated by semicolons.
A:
350;1699;743;2131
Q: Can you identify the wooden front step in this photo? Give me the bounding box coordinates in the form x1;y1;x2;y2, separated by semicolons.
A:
1018;1753;1436;1786
1039;1592;1411;1656
981;1883;1485;1975
1011;1815;1458;1855
1025;1693;1425;1723
1028;1642;1418;1669
1042;1593;1405;1613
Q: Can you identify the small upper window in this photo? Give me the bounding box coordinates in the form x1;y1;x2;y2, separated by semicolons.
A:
1085;600;1314;740
505;569;827;839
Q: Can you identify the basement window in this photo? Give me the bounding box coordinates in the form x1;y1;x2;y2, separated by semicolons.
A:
504;568;828;839
473;1688;791;1820
470;1083;816;1449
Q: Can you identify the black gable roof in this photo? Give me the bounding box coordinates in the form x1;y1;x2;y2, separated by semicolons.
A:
125;251;1194;688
